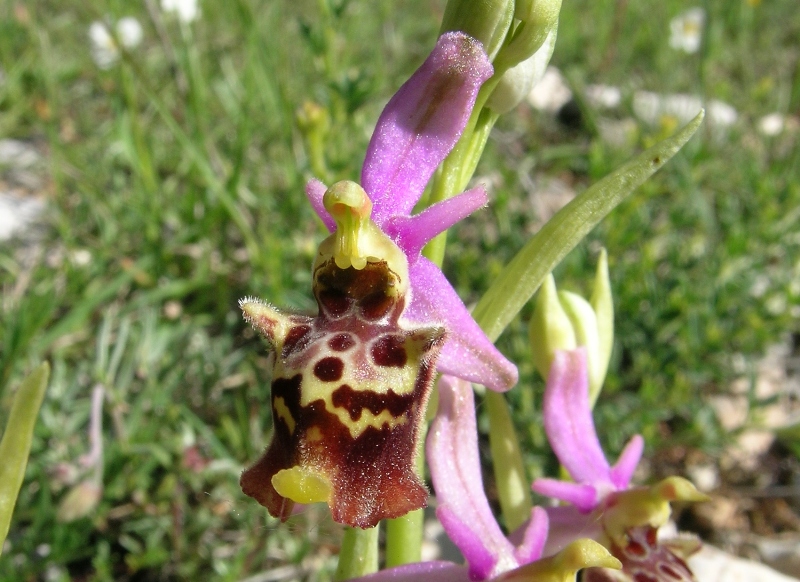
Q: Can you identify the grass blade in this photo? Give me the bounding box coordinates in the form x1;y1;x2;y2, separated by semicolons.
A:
472;110;705;341
0;363;50;554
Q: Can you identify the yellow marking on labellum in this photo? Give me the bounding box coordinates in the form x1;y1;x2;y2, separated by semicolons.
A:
273;396;296;434
298;374;411;439
272;466;331;505
333;408;408;438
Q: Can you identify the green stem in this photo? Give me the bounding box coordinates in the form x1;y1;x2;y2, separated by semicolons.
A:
385;510;424;567
484;391;532;531
384;397;431;566
335;525;380;581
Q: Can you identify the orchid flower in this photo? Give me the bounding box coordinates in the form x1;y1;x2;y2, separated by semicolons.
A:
390;374;619;582
531;349;708;581
238;32;516;529
306;31;518;392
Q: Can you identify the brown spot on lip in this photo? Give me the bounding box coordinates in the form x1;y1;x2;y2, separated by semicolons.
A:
328;333;355;352
283;325;312;357
371;335;407;368
627;540;647;556
314;357;345;382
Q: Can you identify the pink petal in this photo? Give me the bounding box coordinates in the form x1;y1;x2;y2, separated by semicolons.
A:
405;258;518;391
513;506;549;565
437;505;499;580
386;187;488;260
530;478;598;514
543;349;612;488
362;32;492;225
427;375;518;579
609;434;644;490
305;179;335;232
540;506;603;557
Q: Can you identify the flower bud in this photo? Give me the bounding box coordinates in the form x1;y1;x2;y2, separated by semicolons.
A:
590;248;613;403
439;0;515;61
495;0;561;71
486;27;556;114
297;101;331;180
529;251;614;404
529;274;576;380
56;480;102;523
558;290;602;398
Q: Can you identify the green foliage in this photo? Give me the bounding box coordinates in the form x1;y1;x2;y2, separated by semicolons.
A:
0;363;49;554
0;0;797;579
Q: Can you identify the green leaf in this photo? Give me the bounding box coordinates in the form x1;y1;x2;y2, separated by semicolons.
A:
0;362;50;554
472;110;705;341
777;422;800;460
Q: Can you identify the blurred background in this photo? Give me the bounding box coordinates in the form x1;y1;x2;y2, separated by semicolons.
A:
0;0;798;580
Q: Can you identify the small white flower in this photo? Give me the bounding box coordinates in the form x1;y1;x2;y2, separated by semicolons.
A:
88;17;143;69
706;99;738;128
633;91;702;126
161;0;200;23
633;91;737;130
585;84;622;109
116;17;144;47
669;7;705;54
526;66;573;113
758;113;786;137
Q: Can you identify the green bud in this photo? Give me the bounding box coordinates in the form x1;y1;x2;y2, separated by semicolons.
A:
495;0;562;71
529;252;615;404
297;101;331;181
439;0;515;61
529;273;576;380
590;248;614;405
486;26;556;114
558;290;603;402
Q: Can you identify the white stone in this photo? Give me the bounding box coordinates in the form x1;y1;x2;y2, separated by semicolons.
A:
0;193;45;242
688;544;800;582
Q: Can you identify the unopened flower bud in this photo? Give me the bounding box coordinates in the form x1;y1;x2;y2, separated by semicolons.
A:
590;248;613;404
56;480;102;523
529;251;614;404
529;274;576;380
486;27;556;114
439;0;515;61
558;290;603;398
297;101;331;180
495;0;561;71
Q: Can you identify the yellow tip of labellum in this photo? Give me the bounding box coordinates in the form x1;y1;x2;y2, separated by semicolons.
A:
272;466;332;505
495;539;620;582
653;476;710;503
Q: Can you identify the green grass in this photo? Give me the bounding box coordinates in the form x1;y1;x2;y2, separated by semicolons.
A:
1;0;798;579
